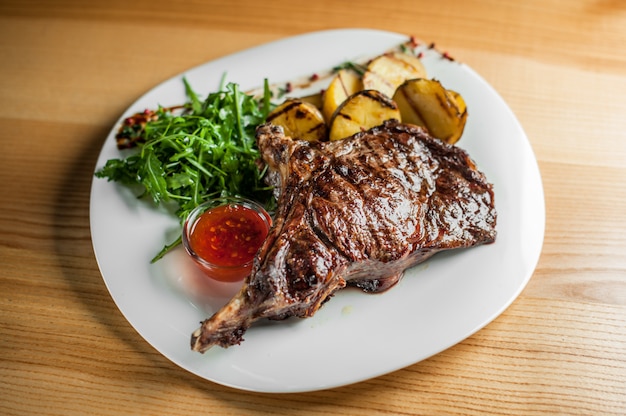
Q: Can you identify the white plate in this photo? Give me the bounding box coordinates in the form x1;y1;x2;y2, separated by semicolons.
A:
90;29;545;393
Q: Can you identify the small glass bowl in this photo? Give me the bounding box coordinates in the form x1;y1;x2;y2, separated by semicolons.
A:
182;197;272;283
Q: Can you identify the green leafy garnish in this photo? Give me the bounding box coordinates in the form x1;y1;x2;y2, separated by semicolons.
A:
95;78;275;262
332;61;367;76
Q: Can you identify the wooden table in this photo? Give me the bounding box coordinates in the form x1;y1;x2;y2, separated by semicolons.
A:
1;1;625;414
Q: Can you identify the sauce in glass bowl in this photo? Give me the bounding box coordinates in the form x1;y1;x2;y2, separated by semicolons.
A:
182;197;271;282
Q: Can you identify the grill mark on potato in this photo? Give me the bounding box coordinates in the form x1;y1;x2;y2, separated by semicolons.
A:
266;101;301;123
397;87;427;126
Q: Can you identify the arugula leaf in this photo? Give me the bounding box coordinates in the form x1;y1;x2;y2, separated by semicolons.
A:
183;77;202;114
95;79;275;262
332;61;367;76
139;148;168;205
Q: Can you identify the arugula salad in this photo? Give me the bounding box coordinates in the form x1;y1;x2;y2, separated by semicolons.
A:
95;78;275;262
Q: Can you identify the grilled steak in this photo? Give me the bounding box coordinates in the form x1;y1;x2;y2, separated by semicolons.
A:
191;120;496;352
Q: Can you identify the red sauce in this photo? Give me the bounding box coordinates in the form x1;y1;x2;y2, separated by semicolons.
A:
187;203;270;281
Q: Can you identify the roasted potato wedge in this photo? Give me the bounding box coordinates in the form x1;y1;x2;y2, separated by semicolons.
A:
328;89;400;141
322;68;362;122
362;52;427;98
266;99;327;142
393;78;467;145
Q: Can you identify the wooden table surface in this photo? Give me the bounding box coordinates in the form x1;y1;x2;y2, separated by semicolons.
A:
1;1;625;414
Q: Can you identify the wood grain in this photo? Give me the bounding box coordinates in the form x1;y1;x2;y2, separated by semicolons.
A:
1;0;625;415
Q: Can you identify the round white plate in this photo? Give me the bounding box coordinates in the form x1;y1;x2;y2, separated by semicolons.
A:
90;29;545;393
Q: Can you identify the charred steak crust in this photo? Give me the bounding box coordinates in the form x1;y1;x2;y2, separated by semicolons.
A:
191;120;496;352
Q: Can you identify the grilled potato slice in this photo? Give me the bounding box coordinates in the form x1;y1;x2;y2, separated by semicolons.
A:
266;99;327;142
322;68;362;122
328;89;400;141
362;52;427;98
447;89;467;116
393;78;467;145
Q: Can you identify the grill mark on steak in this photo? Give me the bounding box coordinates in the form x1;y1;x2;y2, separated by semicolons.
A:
191;120;496;352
